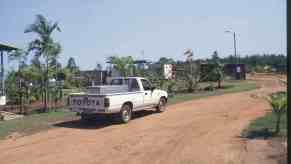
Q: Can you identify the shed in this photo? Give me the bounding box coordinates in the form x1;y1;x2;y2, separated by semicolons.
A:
223;64;246;80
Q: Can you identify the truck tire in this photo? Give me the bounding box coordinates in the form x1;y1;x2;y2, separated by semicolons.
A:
156;97;167;113
119;104;132;123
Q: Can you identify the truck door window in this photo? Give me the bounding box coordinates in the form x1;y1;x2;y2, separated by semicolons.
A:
129;79;139;91
110;79;129;85
141;79;152;91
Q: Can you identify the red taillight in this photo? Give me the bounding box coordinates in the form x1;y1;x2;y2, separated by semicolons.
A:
104;98;110;107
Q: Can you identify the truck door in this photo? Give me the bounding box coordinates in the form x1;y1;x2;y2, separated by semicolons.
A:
128;78;143;108
140;79;155;106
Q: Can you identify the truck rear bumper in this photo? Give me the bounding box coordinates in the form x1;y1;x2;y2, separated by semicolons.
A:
69;107;120;114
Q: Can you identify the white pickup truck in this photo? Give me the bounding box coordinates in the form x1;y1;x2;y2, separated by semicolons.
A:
68;77;168;123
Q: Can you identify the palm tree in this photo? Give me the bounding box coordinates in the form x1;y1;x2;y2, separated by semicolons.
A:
267;91;287;134
25;14;62;112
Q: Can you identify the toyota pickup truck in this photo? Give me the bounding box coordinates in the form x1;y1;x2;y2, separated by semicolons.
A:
68;77;168;123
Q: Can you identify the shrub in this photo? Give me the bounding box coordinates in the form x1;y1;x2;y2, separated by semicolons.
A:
267;91;287;134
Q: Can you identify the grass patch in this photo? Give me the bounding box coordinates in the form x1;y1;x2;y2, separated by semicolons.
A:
242;112;287;139
168;81;258;105
0;110;76;139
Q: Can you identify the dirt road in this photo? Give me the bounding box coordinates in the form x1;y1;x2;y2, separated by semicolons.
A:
0;75;285;164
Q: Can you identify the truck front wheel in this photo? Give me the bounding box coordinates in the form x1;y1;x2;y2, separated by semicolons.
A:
156;97;167;113
119;104;132;123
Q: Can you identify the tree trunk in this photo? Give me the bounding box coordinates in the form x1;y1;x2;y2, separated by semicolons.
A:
275;114;281;134
44;58;49;112
20;93;23;114
218;80;221;89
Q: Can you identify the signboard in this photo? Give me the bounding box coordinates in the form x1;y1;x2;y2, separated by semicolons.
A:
236;66;241;73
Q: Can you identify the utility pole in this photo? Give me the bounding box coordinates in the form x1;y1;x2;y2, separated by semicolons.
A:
225;30;238;64
184;48;194;75
0;51;4;96
225;30;241;79
233;32;237;64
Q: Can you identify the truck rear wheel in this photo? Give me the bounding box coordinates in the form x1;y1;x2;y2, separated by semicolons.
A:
119;104;132;123
156;97;167;113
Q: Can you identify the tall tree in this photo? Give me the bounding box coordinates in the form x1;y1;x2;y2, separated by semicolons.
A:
107;56;134;76
25;14;62;112
157;57;175;65
66;57;78;72
211;51;220;62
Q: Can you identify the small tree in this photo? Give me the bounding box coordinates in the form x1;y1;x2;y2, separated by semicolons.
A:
267;91;287;134
176;61;201;92
25;14;62;112
210;51;224;88
177;49;201;92
210;63;224;88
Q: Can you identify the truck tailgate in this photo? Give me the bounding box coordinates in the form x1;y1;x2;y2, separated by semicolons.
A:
69;95;105;112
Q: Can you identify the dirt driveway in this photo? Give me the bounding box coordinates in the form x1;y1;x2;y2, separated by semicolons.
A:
0;74;286;164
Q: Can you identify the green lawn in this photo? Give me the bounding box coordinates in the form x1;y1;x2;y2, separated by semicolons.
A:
0;80;258;139
168;81;258;104
242;112;287;138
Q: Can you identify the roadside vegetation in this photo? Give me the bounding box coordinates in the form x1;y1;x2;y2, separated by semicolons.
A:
242;112;287;138
168;81;257;105
242;91;287;138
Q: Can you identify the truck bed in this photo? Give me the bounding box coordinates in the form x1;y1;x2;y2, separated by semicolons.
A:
84;85;129;95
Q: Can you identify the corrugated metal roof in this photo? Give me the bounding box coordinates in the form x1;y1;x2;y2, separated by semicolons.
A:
0;43;18;51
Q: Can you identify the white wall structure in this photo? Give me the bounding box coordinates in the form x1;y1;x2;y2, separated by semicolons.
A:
164;64;173;79
0;96;6;105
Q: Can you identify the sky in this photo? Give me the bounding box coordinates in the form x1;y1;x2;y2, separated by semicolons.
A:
0;0;286;70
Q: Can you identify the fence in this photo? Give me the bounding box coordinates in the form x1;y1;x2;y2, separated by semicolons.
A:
0;98;68;115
